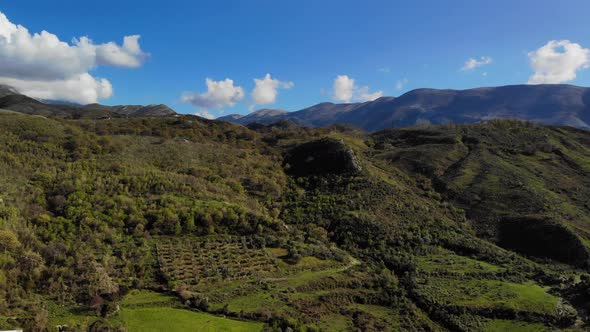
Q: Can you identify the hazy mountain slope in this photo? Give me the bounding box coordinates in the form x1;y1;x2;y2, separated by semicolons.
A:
86;103;177;117
0;86;176;118
219;108;288;124
223;84;590;131
217;113;244;121
0;94;80;117
360;84;590;131
0;84;20;98
284;101;369;126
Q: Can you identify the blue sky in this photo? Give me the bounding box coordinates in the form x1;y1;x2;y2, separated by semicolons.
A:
1;1;590;117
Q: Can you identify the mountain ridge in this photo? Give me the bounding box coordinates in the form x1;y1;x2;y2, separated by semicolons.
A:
221;84;590;131
0;85;177;119
219;108;288;124
2;83;590;130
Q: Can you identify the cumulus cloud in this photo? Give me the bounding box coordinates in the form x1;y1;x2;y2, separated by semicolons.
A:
357;86;383;101
195;109;215;119
0;73;112;105
333;75;355;102
332;75;382;103
395;78;408;90
181;78;244;110
461;56;493;71
0;12;147;103
527;40;590;84
250;73;293;110
95;35;147;68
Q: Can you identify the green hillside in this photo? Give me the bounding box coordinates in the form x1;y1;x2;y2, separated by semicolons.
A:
0;113;589;331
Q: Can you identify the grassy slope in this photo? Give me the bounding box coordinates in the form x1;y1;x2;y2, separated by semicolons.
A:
118;307;263;332
416;248;506;274
49;290;264;332
418;278;558;314
482;319;552;332
1;114;589;331
372;121;590;262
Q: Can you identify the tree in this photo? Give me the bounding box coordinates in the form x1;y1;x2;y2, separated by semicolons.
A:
0;230;20;253
20;250;44;275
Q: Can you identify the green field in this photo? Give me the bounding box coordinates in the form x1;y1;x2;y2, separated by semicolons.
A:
119;290;263;332
47;290;264;331
416;248;505;275
122;289;175;306
119;307;263;332
482;319;552;332
417;278;559;314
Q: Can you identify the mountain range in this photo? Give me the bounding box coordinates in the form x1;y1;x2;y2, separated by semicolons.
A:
220;84;590;131
0;85;176;119
1;84;590;131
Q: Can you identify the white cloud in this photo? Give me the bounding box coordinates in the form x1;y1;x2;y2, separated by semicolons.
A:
95;35;147;68
527;40;590;84
195;110;215;119
333;75;355;102
395;78;408;90
357;86;383;102
0;73;112;105
0;12;147;103
378;67;391;73
461;56;493;71
181;78;244;110
333;75;382;103
250;73;293;110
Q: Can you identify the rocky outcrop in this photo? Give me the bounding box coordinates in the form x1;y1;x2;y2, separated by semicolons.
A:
498;216;590;268
284;137;362;177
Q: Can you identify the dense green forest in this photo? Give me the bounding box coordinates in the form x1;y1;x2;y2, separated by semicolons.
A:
1;110;590;331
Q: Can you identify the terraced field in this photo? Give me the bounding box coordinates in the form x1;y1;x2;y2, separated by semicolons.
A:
156;236;278;286
412;247;580;330
416;278;559;314
153;236;426;329
416;248;506;275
